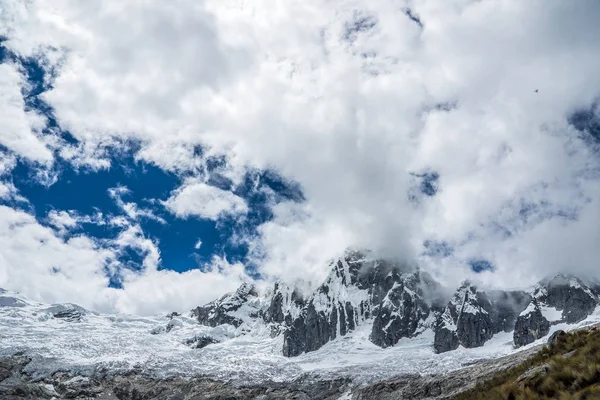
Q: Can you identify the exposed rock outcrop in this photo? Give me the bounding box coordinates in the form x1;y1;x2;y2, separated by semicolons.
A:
513;275;599;347
513;300;551;347
433;282;530;353
185;255;598;357
45;304;88;322
191;283;261;328
544;275;598;323
279;250;438;356
186;335;219;349
371;271;441;348
547;329;566;346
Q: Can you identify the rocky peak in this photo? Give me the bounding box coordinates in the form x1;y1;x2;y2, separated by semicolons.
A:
280;251;435;357
434;281;489;353
513;299;551;347
434;282;531;353
370;269;436;348
184;253;600;358
191;283;261;328
513;274;599;347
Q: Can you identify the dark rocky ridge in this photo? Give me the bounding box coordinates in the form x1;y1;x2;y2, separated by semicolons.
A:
191;283;261;328
433;283;531;353
270;251;441;356
513;275;599;347
188;252;600;356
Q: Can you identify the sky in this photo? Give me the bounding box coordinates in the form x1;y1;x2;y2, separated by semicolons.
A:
1;0;600;315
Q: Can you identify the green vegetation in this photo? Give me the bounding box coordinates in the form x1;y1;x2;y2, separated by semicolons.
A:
454;327;600;400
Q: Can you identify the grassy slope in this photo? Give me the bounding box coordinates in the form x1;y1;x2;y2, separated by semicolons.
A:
453;327;600;400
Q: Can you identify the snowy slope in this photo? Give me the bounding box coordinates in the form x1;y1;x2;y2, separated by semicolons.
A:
2;288;600;385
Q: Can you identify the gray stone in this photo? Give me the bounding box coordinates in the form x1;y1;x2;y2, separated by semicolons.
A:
281;251;437;357
191;283;259;328
545;275;597;323
515;363;552;387
513;301;550;347
186;335;219;349
562;350;577;358
433;323;459;353
370;272;432;348
434;282;503;352
547;330;566;346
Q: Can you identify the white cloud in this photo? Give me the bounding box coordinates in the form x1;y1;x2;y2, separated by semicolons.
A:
113;224;161;271
0;63;53;163
46;209;79;233
0;205;114;310
113;256;249;316
164;179;248;220
194;239;202;250
0;0;600;306
0;205;250;315
108;185;166;224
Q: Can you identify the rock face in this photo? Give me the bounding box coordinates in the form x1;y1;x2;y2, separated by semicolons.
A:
547;330;566;346
370;273;435;348
45;304;88;322
191;283;261;328
513;300;551;347
513;275;599;347
433;283;530;353
187;255;598;357
264;282;305;325
544;275;598;323
275;250;438;356
186;335;219;349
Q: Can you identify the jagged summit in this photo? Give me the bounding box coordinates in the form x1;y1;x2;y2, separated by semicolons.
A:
177;255;600;357
191;282;261;328
277;251;434;356
2;261;600;393
513;273;600;347
433;281;531;353
2;257;600;387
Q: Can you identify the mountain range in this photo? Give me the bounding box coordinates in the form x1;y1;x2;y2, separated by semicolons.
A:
2;249;600;399
182;250;600;358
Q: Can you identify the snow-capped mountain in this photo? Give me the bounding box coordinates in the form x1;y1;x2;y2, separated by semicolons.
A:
150;250;600;359
513;274;600;347
2;252;600;397
270;250;441;356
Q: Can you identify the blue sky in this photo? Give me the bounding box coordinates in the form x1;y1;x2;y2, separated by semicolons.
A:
1;0;600;315
0;37;451;283
0;41;306;286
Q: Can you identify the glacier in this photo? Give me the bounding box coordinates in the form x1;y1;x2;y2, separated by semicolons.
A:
2;287;600;386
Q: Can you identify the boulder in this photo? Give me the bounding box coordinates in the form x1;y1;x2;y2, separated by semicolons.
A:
547;330;566;346
515;364;552;387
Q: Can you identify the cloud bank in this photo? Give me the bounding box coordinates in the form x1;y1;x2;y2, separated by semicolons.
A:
0;0;600;313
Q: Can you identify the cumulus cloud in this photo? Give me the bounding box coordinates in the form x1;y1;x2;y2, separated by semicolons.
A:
164;179;248;220
46;210;79;232
113;256;249;316
108;185;166;224
1;0;600;310
0;205;114;309
0;63;52;163
0;205;249;315
0;154;18;200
